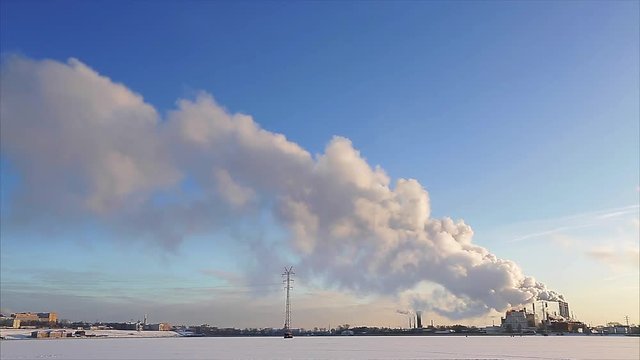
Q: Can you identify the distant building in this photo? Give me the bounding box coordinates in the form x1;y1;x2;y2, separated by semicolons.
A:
0;315;20;328
109;322;138;331
47;330;66;338
145;323;172;331
31;330;49;338
483;326;503;334
416;311;423;329
31;330;68;339
501;309;529;333
558;301;570;319
12;312;57;324
526;313;537;327
549;321;585;333
604;325;629;334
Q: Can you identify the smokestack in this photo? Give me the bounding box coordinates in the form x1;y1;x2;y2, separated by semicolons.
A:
416;311;423;329
559;301;570;319
545;301;548;321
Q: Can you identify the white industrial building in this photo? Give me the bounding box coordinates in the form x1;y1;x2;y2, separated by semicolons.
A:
501;309;529;332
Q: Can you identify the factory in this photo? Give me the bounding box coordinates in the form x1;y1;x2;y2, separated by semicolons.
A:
499;300;589;334
558;301;570;319
501;309;535;333
404;311;427;330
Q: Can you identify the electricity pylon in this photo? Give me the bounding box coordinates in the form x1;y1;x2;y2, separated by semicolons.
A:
282;266;294;338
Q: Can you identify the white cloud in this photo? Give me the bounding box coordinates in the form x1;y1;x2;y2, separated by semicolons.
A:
1;56;566;318
0;56;180;216
585;245;639;270
213;169;255;209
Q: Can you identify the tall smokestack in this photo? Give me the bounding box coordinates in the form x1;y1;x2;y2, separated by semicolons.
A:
559;301;570;319
532;302;536;324
416;311;423;329
544;301;548;321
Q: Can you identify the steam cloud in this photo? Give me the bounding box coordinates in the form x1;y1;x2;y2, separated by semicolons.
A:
0;57;564;317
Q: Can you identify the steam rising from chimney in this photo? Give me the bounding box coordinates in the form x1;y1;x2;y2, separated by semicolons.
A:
0;56;565;318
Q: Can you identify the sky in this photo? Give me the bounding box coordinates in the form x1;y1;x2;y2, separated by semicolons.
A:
0;0;638;329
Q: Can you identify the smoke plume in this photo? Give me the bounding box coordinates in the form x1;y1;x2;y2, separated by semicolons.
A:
0;56;564;317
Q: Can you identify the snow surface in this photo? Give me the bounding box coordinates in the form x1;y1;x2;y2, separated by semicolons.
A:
0;335;638;360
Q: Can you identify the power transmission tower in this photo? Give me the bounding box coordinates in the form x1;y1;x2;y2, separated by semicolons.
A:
282;266;295;337
624;315;630;328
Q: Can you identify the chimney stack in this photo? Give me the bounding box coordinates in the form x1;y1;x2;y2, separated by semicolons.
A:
532;303;536;324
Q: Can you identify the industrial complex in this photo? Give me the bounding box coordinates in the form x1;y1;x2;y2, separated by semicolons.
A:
1;297;637;339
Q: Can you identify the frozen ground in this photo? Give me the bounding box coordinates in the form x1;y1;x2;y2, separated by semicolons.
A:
0;335;638;360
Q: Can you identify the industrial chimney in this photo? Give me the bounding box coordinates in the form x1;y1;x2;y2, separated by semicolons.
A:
416;311;423;329
532;302;536;325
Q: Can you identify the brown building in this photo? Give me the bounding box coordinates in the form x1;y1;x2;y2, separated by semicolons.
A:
146;323;172;331
13;312;57;324
549;321;586;333
31;330;67;339
31;330;49;338
47;330;65;338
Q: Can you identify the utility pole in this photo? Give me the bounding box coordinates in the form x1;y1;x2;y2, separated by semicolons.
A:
282;266;294;338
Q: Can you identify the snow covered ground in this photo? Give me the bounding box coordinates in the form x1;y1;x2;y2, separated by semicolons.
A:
0;335;638;360
0;328;178;340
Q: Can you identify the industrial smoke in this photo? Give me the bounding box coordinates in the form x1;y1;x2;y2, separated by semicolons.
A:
0;57;565;317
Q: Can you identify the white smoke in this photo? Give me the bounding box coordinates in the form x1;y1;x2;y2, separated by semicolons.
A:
0;56;565;317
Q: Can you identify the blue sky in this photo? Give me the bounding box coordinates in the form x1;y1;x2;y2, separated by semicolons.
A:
1;1;638;328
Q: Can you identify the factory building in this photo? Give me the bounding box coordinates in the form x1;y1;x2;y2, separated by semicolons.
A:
525;312;537;327
501;309;530;333
548;321;586;333
558;301;570;319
